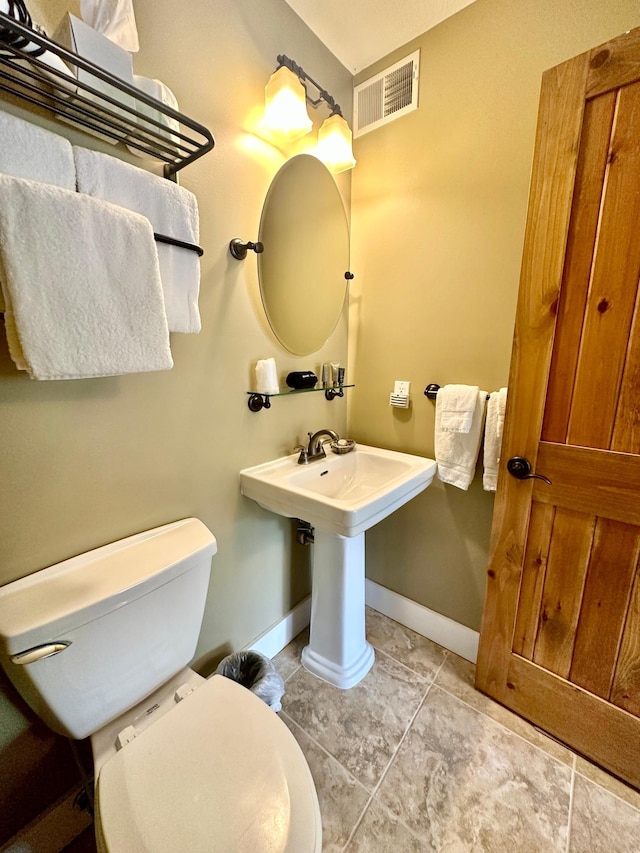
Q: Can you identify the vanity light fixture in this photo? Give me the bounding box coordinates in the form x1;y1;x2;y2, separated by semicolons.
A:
264;54;356;173
263;64;313;141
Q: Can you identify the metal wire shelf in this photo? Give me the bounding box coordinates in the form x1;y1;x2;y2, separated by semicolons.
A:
0;11;215;179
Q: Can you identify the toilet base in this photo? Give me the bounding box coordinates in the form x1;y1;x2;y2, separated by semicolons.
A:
301;529;375;689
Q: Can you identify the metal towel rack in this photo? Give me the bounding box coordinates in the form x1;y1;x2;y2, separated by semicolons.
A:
0;11;215;180
424;383;491;401
154;232;203;256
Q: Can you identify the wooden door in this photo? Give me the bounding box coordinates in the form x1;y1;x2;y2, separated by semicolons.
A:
476;28;640;789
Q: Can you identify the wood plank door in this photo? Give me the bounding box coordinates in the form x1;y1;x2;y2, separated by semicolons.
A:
475;28;640;789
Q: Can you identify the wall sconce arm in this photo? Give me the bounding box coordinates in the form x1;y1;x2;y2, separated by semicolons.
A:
276;54;344;117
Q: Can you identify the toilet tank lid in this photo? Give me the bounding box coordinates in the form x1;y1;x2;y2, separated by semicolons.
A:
0;519;217;655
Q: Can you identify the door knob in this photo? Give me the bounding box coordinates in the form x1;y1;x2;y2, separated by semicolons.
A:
507;456;552;485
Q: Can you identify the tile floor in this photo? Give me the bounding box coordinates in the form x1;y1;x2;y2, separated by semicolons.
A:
65;607;640;852
272;608;640;852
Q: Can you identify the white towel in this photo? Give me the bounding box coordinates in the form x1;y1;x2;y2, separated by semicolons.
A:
0;108;76;189
483;387;508;491
438;384;480;433
435;389;487;490
127;75;180;155
0;174;173;379
0;110;78;312
73;147;202;333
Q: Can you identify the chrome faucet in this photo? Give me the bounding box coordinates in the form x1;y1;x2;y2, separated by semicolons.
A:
297;429;339;464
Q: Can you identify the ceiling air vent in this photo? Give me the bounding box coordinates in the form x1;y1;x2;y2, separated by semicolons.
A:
353;50;419;138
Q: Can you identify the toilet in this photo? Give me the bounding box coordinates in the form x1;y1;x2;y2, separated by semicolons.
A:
0;518;321;852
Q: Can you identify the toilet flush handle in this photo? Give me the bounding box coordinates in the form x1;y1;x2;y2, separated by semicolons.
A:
11;642;71;665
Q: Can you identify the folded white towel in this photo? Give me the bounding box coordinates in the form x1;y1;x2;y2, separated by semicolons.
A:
483;387;508;491
0;174;173;379
0;108;76;189
435;389;487;490
73;147;201;333
438;384;480;433
0;110;78;312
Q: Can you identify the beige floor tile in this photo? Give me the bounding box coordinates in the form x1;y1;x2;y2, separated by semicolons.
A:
569;774;640;852
435;650;575;766
281;649;428;791
272;628;308;681
574;756;640;811
346;800;425;853
376;685;572;852
280;713;370;852
365;607;448;680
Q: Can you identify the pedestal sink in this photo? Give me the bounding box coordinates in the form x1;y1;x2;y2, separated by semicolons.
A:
240;444;437;688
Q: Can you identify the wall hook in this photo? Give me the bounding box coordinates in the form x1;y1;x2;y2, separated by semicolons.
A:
229;238;264;260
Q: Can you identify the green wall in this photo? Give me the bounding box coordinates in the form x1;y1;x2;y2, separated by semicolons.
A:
349;0;640;630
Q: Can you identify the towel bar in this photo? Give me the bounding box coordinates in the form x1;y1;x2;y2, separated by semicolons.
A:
0;234;203;322
424;383;491;401
153;233;204;257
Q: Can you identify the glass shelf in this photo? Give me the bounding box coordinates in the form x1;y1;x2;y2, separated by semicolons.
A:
247;384;354;412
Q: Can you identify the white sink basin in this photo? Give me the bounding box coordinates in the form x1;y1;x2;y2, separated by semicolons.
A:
240;444;437;537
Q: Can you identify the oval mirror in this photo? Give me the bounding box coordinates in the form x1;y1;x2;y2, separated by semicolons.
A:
258;154;349;356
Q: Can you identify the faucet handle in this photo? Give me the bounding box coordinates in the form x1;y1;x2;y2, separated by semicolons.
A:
294;445;309;465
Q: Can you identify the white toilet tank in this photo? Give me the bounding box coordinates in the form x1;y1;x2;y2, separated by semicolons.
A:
0;518;216;740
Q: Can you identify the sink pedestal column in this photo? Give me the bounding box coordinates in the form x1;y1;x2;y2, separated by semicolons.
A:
301;529;375;689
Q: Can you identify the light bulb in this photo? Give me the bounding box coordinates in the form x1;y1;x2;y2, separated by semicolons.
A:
316;113;356;173
263;66;312;142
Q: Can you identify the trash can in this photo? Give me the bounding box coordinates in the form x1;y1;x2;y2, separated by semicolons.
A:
215;650;285;712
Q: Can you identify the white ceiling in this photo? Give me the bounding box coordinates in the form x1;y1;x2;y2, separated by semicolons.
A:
283;0;478;74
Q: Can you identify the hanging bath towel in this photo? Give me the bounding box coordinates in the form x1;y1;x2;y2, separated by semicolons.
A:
435;387;487;490
483;387;508;491
0;174;173;379
74;146;202;333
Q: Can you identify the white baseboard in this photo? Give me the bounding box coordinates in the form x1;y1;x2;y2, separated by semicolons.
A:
365;579;479;663
245;595;311;659
243;584;479;665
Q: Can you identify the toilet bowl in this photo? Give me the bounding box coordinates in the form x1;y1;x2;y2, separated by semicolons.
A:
0;519;321;852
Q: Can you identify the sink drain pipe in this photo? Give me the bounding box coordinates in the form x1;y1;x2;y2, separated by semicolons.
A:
296;520;314;545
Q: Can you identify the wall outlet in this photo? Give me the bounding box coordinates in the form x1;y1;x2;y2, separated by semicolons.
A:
390;380;411;408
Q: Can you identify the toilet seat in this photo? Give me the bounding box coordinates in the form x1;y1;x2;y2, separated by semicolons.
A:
94;675;322;852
